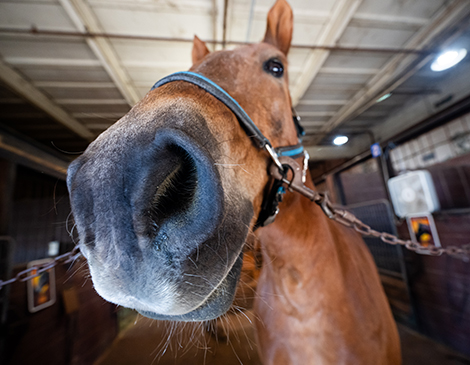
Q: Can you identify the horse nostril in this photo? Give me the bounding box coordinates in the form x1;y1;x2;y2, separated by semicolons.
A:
142;144;198;237
153;145;197;213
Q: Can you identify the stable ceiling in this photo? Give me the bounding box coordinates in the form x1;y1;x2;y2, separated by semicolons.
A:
1;0;470;163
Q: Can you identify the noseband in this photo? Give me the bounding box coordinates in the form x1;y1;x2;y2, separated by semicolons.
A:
152;71;308;227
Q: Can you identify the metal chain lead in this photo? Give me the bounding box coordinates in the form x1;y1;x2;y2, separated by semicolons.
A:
0;246;82;291
268;156;470;262
314;190;470;261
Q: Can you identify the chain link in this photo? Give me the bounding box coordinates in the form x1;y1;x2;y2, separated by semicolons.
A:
0;246;82;291
317;193;470;261
270;156;470;262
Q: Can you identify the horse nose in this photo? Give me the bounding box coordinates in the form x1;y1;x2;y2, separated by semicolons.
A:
133;137;200;239
68;127;224;259
67;119;251;317
134;128;225;254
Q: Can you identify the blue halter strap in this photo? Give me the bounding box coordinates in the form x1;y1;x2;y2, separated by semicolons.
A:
151;71;305;159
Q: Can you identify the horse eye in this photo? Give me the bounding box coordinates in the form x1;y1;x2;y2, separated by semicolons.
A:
263;58;284;78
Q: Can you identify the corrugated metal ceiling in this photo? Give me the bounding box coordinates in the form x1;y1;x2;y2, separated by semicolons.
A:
1;0;470;160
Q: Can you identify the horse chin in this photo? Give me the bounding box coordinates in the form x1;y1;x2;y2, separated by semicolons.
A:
138;251;244;321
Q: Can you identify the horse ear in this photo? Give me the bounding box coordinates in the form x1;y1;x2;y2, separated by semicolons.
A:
263;0;293;55
192;35;210;64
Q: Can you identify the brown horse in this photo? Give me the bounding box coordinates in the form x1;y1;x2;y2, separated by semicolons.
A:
67;0;401;363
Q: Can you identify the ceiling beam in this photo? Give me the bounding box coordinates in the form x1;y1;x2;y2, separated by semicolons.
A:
302;120;327;125
34;81;115;88
211;0;227;51
299;111;336;117
59;0;141;106
3;57;102;67
0;59;94;140
0;130;69;180
298;100;347;106
290;0;363;105
72;112;125;119
309;0;470;145
349;13;427;31
82;0;212;13
0;27;438;55
319;67;379;75
373;55;470;143
55;99;128;105
211;0;219;51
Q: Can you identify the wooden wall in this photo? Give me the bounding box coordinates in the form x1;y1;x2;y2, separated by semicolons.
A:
339;170;388;204
11;165;74;264
397;213;470;357
336;159;413;324
2;164;118;365
5;264;118;365
397;154;470;356
319;153;470;358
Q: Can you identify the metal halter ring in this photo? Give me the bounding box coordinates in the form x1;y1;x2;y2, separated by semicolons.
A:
265;144;284;172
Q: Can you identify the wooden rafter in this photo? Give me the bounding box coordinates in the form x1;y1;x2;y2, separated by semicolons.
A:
0;59;94;141
59;0;141;106
308;0;470;146
290;0;364;106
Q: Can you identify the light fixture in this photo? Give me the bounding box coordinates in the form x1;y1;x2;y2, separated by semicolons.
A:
431;48;467;72
333;135;348;146
376;93;392;103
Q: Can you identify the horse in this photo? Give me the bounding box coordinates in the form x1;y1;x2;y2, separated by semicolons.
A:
67;0;401;363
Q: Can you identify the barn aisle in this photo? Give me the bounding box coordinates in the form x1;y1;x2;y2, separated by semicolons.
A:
95;310;470;365
95;310;262;365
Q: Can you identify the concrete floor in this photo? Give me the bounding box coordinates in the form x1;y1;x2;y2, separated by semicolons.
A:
96;310;261;365
95;311;470;365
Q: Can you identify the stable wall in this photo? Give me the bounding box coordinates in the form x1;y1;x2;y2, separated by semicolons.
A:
313;113;470;358
1;163;118;365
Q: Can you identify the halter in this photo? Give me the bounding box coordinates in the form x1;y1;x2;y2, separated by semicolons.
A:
151;71;308;227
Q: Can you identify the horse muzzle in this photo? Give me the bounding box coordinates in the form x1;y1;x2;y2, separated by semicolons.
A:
67;113;252;320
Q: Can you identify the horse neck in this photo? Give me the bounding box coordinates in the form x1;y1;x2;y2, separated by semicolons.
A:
257;173;339;265
254;172;401;364
256;171;384;304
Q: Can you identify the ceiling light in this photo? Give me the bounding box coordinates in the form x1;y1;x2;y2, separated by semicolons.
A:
333;136;348;146
376;93;392;103
431;48;467;72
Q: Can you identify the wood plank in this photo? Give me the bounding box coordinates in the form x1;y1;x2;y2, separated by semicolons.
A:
0;159;15;235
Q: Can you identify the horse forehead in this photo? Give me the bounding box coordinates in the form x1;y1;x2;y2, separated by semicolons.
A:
195;43;284;77
233;42;285;59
